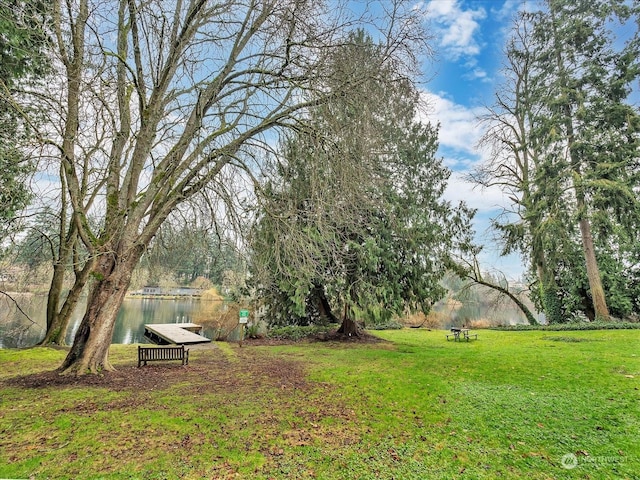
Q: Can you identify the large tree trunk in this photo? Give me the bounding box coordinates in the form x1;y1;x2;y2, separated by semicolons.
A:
59;246;142;375
44;188;73;343
538;275;563;325
337;316;361;336
44;261;67;343
534;248;563;324
41;258;95;345
310;283;340;324
549;3;610;321
42;216;94;345
577;216;609;320
337;304;361;336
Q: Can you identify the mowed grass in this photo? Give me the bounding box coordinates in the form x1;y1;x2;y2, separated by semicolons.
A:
0;329;639;479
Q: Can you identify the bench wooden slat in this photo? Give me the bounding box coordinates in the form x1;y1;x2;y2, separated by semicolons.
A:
138;345;189;367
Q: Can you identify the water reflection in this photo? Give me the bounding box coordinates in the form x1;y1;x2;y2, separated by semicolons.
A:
113;297;204;344
0;295;215;348
1;292;535;349
0;294;48;348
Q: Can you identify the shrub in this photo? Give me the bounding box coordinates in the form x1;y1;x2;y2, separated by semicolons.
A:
267;325;335;341
190;276;213;289
367;320;403;330
400;311;445;329
245;323;263;339
468;318;496;329
194;299;239;341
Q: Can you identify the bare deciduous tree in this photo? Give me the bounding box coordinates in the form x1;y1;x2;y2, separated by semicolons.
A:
32;0;425;374
470;15;563;324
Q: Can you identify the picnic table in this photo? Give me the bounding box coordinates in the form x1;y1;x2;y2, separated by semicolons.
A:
446;328;478;342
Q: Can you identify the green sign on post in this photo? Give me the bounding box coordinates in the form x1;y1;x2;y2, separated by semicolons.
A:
238;309;250;346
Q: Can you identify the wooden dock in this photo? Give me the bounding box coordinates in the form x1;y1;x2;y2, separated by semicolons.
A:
143;323;211;345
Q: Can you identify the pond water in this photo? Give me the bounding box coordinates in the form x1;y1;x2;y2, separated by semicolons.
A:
1;291;536;349
0;295;225;349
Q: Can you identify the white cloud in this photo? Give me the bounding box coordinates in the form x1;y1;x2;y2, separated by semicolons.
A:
444;172;508;213
461;58;491;82
419;90;485;156
418;90;507;211
422;0;486;59
465;67;489;81
491;0;522;21
417;88;527;278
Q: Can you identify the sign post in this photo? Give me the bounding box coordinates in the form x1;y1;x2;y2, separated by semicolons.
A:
239;309;249;346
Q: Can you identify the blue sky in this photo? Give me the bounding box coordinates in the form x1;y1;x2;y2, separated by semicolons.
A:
415;0;528;279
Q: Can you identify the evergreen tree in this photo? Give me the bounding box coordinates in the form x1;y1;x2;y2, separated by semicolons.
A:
0;0;50;236
251;31;473;334
477;0;640;321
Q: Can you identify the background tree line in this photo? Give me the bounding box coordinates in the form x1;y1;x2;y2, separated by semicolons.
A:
8;212;243;288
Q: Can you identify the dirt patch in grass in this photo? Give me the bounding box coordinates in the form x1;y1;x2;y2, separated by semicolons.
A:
2;346;311;396
243;329;388;346
2;332;382;398
316;330;388;343
1;344;368;478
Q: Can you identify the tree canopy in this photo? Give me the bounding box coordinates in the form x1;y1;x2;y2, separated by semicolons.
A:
14;0;429;373
250;31;474;334
0;0;50;237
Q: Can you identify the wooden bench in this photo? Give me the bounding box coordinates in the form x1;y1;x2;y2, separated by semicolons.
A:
138;345;189;367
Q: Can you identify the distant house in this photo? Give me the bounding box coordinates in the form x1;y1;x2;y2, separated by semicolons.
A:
142;286;162;295
132;286;204;297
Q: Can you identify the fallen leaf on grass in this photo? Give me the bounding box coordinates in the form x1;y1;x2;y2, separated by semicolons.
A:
388;449;400;461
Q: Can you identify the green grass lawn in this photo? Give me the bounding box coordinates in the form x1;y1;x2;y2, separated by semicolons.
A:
1;329;639;479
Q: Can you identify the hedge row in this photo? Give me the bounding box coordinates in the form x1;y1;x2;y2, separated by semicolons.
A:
492;321;640;331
